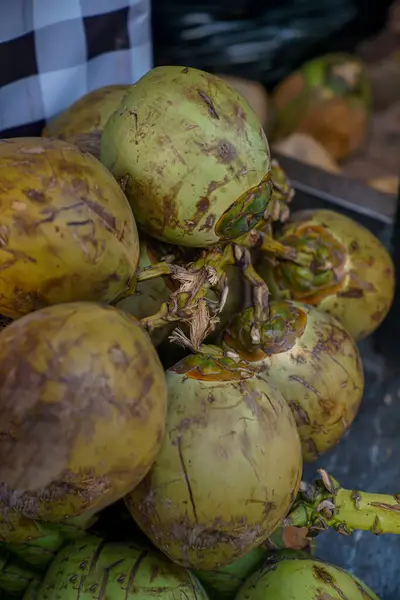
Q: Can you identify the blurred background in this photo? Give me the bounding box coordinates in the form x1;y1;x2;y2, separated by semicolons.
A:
152;0;399;195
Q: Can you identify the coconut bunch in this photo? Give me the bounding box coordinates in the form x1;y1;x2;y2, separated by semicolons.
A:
0;65;396;600
0;534;379;600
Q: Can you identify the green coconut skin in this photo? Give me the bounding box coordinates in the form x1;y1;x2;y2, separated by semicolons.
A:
3;516;94;572
100;66;272;247
21;536;209;600
125;352;302;571
222;301;364;461
21;581;41;600
235;557;379;600
0;546;39;597
258;209;395;341
193;543;313;600
193;546;267;600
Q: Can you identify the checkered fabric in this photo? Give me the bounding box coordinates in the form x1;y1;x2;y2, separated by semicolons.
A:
0;0;152;138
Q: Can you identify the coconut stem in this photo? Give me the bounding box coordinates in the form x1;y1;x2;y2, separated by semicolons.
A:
285;469;400;536
140;259;223;348
139;241;274;349
265;525;313;553
233;245;268;307
258;158;295;224
136;262;174;282
235;230;314;268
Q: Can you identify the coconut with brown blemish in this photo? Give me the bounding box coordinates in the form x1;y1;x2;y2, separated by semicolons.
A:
125;349;302;570
0;137;139;320
0;302;167;543
235;555;379;599
100;66;277;247
222;300;364;461
258;209;395;340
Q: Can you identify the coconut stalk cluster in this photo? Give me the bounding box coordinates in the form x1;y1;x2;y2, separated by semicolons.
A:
0;66;396;599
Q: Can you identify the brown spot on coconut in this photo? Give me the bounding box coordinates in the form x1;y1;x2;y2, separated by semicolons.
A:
125;351;302;570
0;302;167;543
258;209;395;341
222;300;364;461
0;137;139;319
100;66;272;247
235;556;378;599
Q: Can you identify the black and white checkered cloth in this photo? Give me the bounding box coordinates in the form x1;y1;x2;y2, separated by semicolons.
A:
0;0;152;138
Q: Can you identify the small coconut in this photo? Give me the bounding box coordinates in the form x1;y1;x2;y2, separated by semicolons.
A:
42;85;130;159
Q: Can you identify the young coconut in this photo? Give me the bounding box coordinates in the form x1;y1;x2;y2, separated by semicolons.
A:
100;66;275;248
22;536;209;600
235;555;379;599
222;300;364;461
0;546;38;597
42;85;130;159
194;546;267;600
3;515;95;571
21;580;40;600
125;347;303;571
257;209;395;340
194;527;313;600
100;66;298;347
0;138;139;319
0;302;167;544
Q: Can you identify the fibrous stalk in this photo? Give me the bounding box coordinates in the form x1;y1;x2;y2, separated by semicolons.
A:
134;215;331;348
286;469;400;536
137;242;273;349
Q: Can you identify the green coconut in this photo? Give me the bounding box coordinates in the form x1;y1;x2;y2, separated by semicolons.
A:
0;302;167;544
21;580;41;600
23;536;209;600
235;556;379;599
194;545;267;600
0;137;139;320
270;53;371;160
4;518;92;572
42;85;130;159
222;300;364;461
258;209;395;340
125;350;302;571
0;547;38;597
101;66;273;247
193;530;313;600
